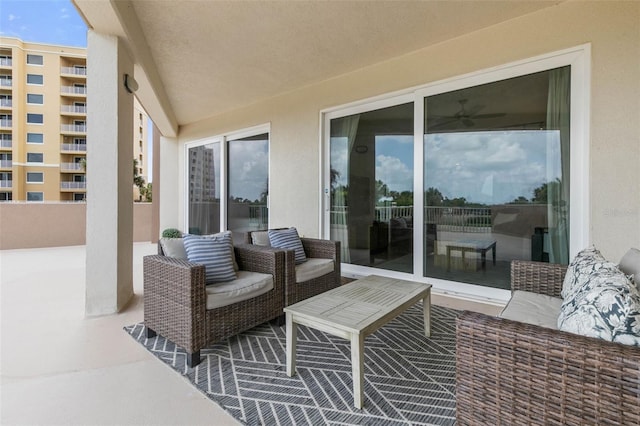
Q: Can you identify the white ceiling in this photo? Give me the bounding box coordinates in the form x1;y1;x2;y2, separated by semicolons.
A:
73;0;561;134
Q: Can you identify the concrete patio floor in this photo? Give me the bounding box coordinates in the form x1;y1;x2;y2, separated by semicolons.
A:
1;243;501;425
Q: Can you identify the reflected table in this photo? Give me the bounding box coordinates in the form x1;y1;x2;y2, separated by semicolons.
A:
446;239;497;271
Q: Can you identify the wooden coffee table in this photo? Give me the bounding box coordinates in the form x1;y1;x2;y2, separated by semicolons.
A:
284;275;432;409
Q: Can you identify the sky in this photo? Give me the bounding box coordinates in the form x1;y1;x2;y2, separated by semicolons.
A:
0;0;87;47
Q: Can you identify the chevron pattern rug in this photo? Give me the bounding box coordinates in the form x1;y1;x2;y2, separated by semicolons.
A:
125;304;458;425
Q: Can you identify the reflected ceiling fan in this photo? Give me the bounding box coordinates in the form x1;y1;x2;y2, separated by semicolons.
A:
429;99;506;129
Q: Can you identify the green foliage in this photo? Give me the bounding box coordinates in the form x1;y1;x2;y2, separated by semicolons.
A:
162;228;182;238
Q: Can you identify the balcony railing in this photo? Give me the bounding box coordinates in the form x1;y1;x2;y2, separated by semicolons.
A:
0;58;12;67
0;160;12;168
61;66;87;76
61;86;87;95
61;143;87;152
0;179;12;188
0;80;12;87
61;105;87;114
0;99;11;107
0;119;12;128
61;124;87;133
61;182;86;190
0;139;11;148
60;162;84;172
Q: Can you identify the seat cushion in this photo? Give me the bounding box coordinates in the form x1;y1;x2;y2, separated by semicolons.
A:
499;290;563;330
183;232;237;284
295;258;334;283
205;271;274;310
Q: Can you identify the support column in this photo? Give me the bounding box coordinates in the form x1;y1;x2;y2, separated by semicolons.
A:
158;135;179;233
85;31;134;316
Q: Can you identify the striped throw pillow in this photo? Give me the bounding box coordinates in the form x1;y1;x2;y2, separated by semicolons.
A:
183;232;237;284
268;227;307;264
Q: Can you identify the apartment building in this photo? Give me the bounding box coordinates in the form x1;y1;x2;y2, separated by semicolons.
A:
0;37;149;202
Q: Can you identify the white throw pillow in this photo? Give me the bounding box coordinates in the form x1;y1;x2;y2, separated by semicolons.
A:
619;247;640;289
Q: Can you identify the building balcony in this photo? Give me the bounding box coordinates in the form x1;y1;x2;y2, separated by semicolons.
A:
61;143;87;153
0;139;11;149
61;124;87;134
0;179;12;188
61;105;87;115
0;119;12;129
60;66;87;77
61;86;87;97
60;162;85;172
0;80;12;89
0;99;11;108
0;160;12;169
0;58;11;67
61;181;87;191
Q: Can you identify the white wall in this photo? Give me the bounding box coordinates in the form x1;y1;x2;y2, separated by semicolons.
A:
174;1;640;261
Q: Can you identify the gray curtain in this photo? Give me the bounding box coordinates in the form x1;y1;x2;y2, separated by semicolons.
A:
546;67;571;264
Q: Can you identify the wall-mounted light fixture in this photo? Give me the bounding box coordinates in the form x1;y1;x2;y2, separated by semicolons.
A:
123;73;138;93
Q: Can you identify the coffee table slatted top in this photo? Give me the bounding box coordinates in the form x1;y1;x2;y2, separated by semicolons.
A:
284;275;431;334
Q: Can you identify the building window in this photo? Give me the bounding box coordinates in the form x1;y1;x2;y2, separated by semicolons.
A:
73;193;85;201
27;93;44;104
27;192;44;202
27;133;44;143
27;113;43;124
26;172;43;183
26;54;44;65
0;192;12;201
27;153;43;163
26;74;43;85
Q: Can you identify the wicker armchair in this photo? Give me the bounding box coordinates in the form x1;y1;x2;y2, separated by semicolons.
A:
456;260;640;425
244;230;341;306
143;243;286;368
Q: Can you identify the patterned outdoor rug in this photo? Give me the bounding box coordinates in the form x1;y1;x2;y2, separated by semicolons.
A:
124;304;458;425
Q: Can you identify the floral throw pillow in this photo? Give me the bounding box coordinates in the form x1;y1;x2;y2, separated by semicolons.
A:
561;245;619;301
558;267;640;346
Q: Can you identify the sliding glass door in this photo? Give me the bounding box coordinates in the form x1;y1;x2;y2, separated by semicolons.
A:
326;57;579;294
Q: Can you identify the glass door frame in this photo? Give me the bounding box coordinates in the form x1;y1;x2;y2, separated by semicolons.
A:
321;45;590;303
183;122;271;234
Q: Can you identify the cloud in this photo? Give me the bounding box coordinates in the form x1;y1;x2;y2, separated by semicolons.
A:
376;154;413;192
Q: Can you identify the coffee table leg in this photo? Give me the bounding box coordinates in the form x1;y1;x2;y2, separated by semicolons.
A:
286;314;297;377
423;291;431;337
351;332;364;409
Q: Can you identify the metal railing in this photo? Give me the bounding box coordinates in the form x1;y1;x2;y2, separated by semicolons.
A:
61;143;87;152
248;205;268;226
61;66;87;76
61;181;86;190
0;79;12;87
61;124;86;133
61;86;87;95
0;119;12;128
0;99;11;107
0;160;12;168
0;58;12;67
61;105;87;114
0;139;11;148
60;163;84;172
0;179;12;188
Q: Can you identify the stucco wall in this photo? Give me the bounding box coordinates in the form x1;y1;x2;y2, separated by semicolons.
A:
172;1;640;261
0;202;154;249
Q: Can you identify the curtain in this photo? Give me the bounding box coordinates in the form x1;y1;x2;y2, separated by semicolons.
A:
330;114;360;263
546;67;571;264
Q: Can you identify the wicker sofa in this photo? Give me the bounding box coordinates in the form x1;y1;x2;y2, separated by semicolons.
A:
456;260;640;425
244;229;341;306
143;242;286;368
